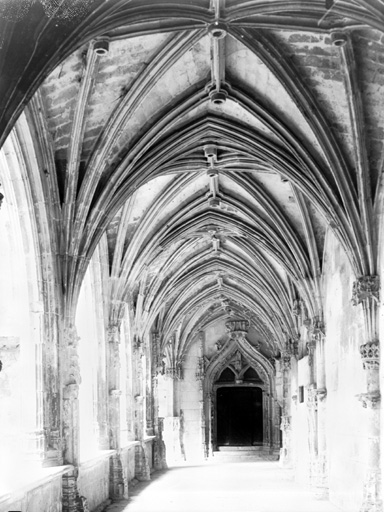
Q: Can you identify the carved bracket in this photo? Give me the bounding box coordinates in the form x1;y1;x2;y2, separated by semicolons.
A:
352;276;380;306
360;341;380;370
357;391;381;408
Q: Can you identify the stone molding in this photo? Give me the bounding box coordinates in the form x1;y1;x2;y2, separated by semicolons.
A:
360;341;380;370
280;415;291;433
357;391;381;409
316;388;327;402
307;386;318;410
225;319;249;333
352;275;380;306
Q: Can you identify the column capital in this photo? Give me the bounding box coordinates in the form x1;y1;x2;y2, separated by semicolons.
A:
107;324;119;343
352;275;380;306
307;385;318;410
357;391;381;409
280;415;291;433
360;340;380;370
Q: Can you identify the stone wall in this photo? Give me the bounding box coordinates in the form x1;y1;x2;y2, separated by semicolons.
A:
0;468;67;512
292;229;368;511
322;230;367;511
78;456;110;512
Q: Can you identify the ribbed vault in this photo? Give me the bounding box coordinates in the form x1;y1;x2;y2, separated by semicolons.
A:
2;0;384;368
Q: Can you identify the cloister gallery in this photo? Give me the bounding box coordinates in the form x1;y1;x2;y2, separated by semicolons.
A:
0;1;384;511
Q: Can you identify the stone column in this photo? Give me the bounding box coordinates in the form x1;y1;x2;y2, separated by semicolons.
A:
262;391;270;447
279;352;292;467
272;397;281;452
314;329;328;499
151;331;166;469
61;324;86;512
195;331;207;458
107;324;127;500
133;337;150;481
358;341;382;512
352;275;381;512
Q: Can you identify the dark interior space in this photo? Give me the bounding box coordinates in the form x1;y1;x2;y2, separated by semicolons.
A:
217;386;263;446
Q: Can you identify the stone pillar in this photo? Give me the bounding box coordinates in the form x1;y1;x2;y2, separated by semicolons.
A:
62;325;81;466
62;473;89;512
62;347;87;512
272;397;281;452
358;341;382;512
262;391;270;447
133;340;151;481
306;384;318;488
351;275;381;512
107;324;128;501
195;331;207;458
314;330;328;499
279;352;292;467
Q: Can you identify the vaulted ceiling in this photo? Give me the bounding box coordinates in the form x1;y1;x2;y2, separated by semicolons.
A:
1;0;384;360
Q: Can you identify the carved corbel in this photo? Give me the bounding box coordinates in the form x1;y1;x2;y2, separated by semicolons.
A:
280;415;291;433
357;391;381;409
307;385;318;411
360;340;380;370
351;276;380;306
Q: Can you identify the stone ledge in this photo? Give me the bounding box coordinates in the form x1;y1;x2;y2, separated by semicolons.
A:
121;441;141;450
0;464;73;510
143;436;156;443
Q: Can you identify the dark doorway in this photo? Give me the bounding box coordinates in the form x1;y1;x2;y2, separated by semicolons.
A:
216;387;263;446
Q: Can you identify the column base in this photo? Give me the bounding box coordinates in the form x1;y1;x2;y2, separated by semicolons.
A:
62;474;89;512
360;469;382;512
109;453;128;501
135;443;150;481
311;454;329;500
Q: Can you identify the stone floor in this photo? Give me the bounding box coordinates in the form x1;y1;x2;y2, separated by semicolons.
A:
105;461;342;512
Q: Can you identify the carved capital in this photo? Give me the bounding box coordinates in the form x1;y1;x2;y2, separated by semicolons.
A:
64;325;81;386
307;385;318;410
311;318;325;344
306;340;316;366
360;341;380;370
357;391;381;408
280;415;291;433
292;299;301;317
195;356;209;381
108;325;119;343
352;275;380;306
63;383;79;400
281;352;291;370
317;388;327;402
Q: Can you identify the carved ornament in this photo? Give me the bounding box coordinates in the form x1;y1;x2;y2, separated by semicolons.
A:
108;325;119;343
316;388;327;402
360;341;379;370
307;386;318;410
280;415;291;433
225;319;249;334
357;391;381;408
292;299;301;317
311;318;325;344
351;275;380;306
281;352;291;371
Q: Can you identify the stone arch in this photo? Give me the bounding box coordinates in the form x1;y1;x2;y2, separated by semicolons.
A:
202;329;279;455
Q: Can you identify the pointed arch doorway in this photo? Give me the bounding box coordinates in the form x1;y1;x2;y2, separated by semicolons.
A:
203;328;280;456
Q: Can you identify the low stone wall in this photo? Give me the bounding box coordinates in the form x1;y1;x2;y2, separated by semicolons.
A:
78;451;114;512
0;465;71;512
120;442;139;483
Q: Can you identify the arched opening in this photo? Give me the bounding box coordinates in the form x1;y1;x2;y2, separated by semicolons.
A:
216;386;263;447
